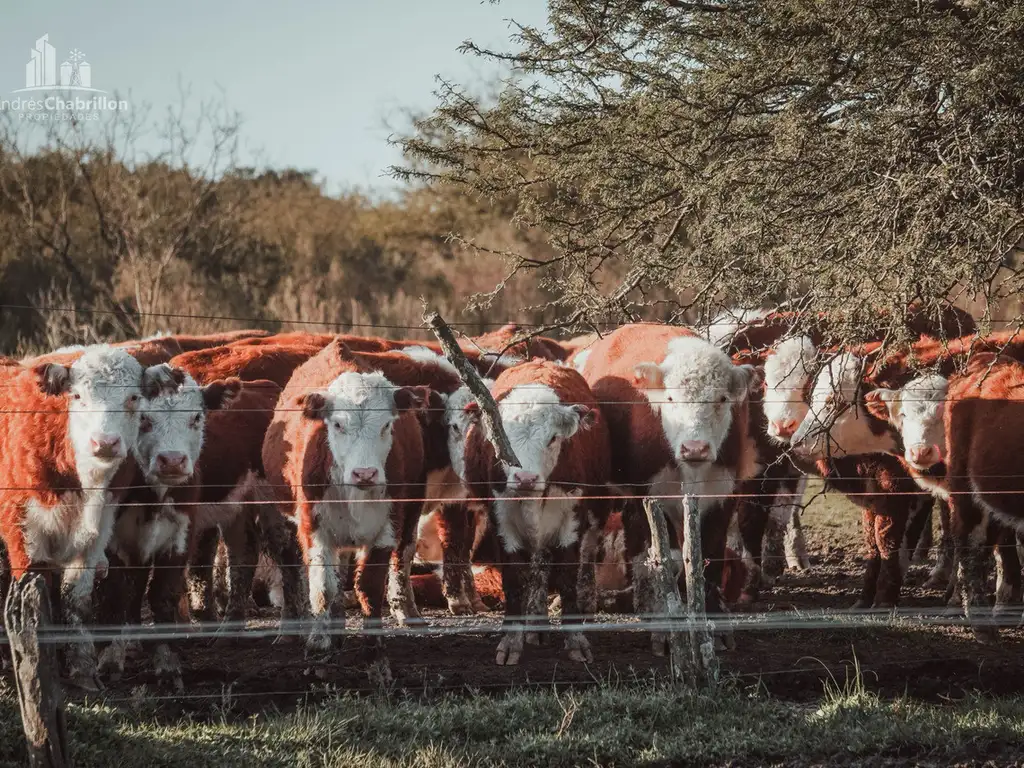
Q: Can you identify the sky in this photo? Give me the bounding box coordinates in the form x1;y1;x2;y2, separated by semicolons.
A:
1;0;549;196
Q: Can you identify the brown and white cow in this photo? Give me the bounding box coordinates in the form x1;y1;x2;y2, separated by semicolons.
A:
262;340;430;654
94;367;242;689
580;323;760;653
463;360;611;665
0;345;169;688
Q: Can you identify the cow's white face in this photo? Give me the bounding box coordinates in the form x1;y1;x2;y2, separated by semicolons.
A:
490;383;594;494
864;374;948;470
36;346;151;474
444;383;492;481
134;367;240;487
763;336;818;444
302;371;425;491
792;352;898;459
633;336;757;465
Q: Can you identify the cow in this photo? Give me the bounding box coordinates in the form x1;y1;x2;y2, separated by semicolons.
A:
93;367;243;689
0;345;167;688
261;339;431;654
578;323;761;653
144;329;271;351
930;353;1024;641
171;343;323;388
469;323;570;362
463;360;611;665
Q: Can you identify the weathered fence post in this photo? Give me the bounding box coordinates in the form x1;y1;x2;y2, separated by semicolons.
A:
643;497;719;688
680;494;720;688
4;573;72;767
642;498;689;683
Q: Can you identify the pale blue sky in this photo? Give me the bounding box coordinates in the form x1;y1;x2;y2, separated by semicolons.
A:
1;1;547;196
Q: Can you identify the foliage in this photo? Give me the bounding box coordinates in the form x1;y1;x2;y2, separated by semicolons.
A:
397;0;1024;343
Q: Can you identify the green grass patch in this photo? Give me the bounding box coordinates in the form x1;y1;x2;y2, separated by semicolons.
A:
2;674;1024;768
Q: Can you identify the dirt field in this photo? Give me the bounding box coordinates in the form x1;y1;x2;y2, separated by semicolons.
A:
42;480;1024;716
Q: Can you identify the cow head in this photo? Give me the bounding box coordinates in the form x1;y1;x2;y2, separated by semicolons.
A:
300;371;427;491
35;345;156;475
791;352;899;459
463;383;594;494
134;366;242;487
864;374;948;471
763;335;818;443
632;336;758;466
444;382;493;481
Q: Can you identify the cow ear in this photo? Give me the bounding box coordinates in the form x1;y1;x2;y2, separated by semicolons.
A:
34;363;71;396
633;362;664;388
729;364;759;400
202;377;243;411
299;391;328;420
141;364;182;398
571;403;596;430
328;339;356;363
423;390;446;423
463;400;481;423
863;388;897;422
393;385;429;412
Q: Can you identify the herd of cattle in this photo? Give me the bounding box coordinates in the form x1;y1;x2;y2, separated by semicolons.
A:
0;302;1021;691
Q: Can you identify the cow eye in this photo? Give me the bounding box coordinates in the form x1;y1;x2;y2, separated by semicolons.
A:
381;423;391;438
140;416;153;434
450;424;460;434
71;392;81;401
128;394;140;403
190;414;202;428
666;395;674;402
718;394;728;405
548;435;558;446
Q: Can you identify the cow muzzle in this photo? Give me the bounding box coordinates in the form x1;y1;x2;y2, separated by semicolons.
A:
906;443;942;470
350;467;381;489
89;433;124;461
678;440;711;464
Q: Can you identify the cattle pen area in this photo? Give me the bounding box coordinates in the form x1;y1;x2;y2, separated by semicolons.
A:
3;319;1024;768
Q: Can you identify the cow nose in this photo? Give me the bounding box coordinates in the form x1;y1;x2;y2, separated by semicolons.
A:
773;419;798;438
908;444;938;467
679;440;711;462
351;467;379;487
156;452;188;475
89;434;122;458
512;470;539;490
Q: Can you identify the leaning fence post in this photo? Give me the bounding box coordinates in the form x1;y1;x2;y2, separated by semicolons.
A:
642;497;689;684
4;573;72;768
680;494;720;688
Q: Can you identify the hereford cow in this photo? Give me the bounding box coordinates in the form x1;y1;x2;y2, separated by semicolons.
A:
262;340;430;654
469;323;570;362
580;323;760;653
933;353;1024;641
94;367;243;688
0;345;169;688
463;360;611;665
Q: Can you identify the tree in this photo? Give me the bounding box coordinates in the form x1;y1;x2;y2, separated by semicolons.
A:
397;0;1024;343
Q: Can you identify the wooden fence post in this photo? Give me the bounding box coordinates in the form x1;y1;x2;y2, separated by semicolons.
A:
643;497;719;688
642;497;689;684
4;573;72;767
680;494;720;688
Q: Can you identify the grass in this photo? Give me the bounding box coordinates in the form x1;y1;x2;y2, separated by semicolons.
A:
3;673;1024;768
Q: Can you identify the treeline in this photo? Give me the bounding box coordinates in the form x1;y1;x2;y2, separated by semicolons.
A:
0;147;560;355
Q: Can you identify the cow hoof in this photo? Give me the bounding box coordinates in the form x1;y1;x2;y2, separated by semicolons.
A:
446;596;475;616
851;599;872;610
396;615;428;628
98;642;127;678
738;590;758;606
972;626;999;645
470;597;489;613
305;632;332;655
495;634;524;666
871;600;896;610
524;631;541;647
548;595;562;615
720;631;737;651
565;633;593;663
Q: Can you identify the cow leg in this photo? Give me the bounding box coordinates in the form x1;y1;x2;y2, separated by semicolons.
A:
902;496;932;574
95;551;143;681
187;527;221;623
735;498;769;603
147;551;188;692
993;525;1022;628
551;541;591;662
436;501;478;615
387;505;424;627
783;475;811;571
304;531;341;654
873;501;910;608
924;500;955;590
854;507;881;609
495;547;528;666
60;541;108;690
576;516;602;617
523;548;553;647
700;503;735;651
910;502;934;566
221;513;258;625
951;498;997;644
256;504;305;636
356;546;392;631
